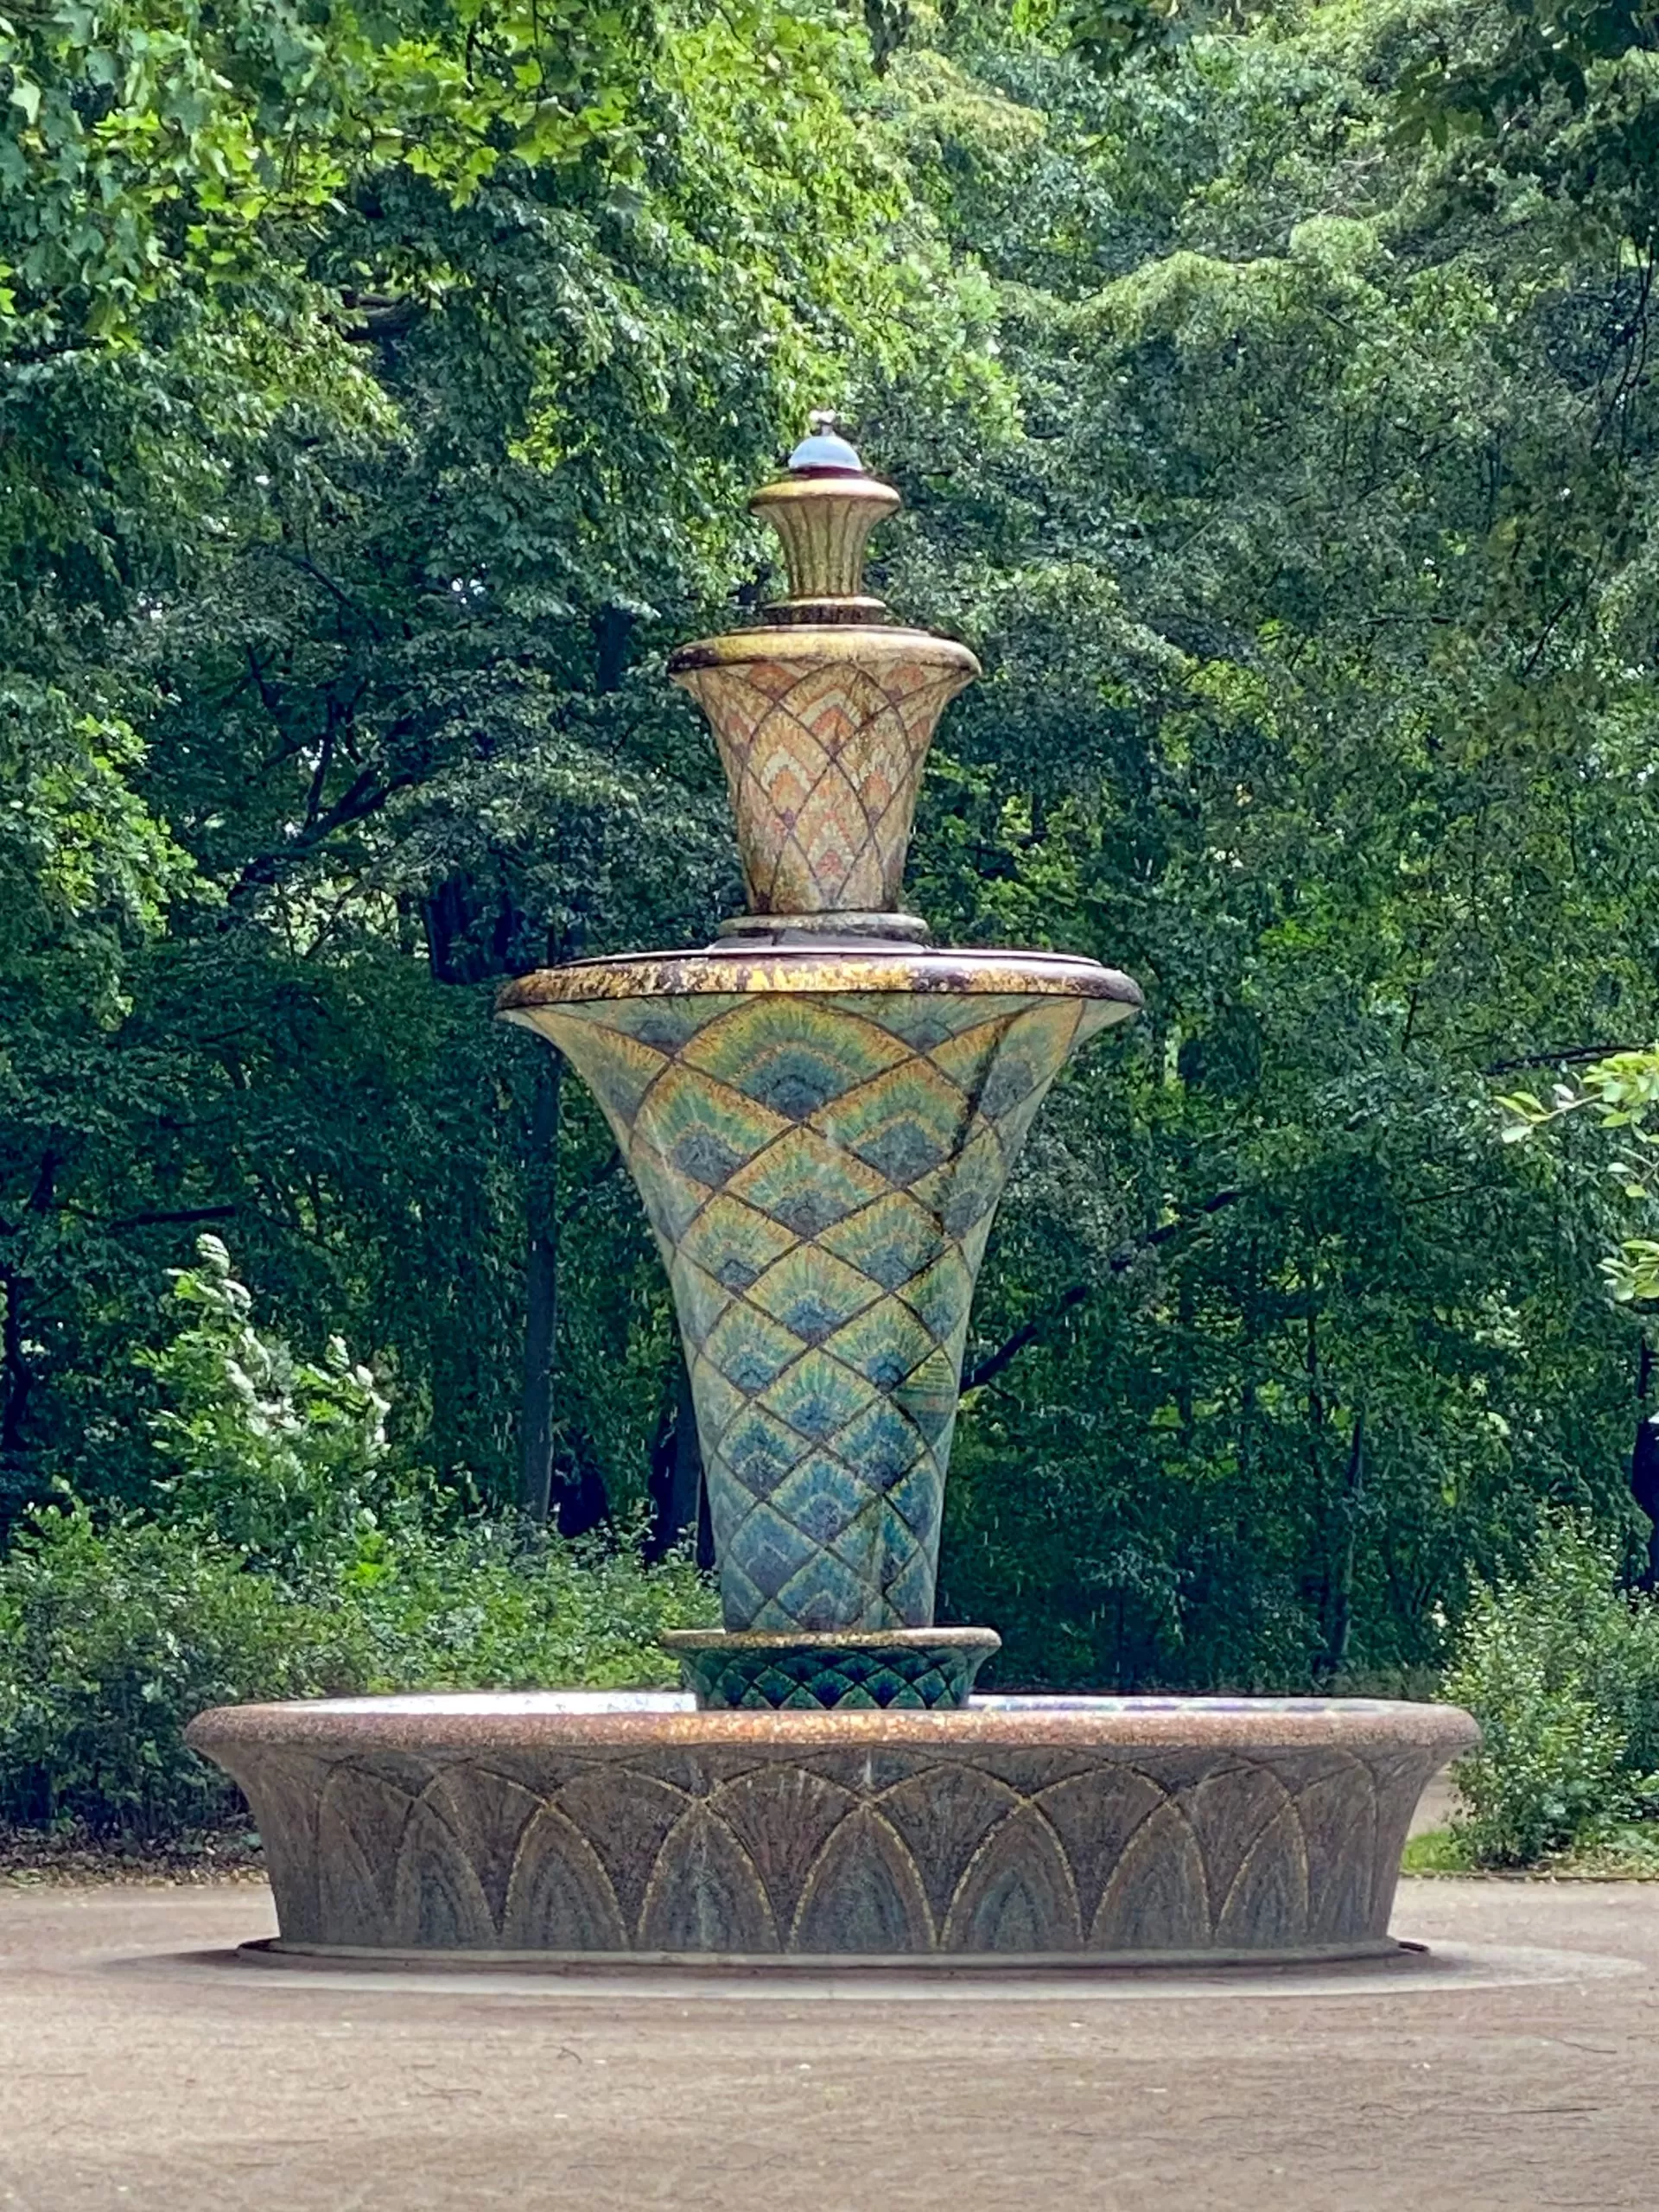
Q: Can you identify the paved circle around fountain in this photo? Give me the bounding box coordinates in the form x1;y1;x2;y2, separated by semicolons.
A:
124;1935;1641;2005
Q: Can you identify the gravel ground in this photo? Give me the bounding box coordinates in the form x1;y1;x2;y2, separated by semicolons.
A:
0;1875;1654;2211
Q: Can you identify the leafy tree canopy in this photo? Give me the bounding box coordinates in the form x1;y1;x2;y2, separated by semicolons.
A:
5;0;1659;1691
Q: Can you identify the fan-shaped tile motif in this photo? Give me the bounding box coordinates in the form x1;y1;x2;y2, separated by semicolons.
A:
683;998;907;1100
229;1736;1446;1956
943;1804;1083;1954
877;1764;1025;1925
393;1800;499;1948
676;1195;796;1294
501;1807;628;1951
1090;1800;1213;1951
708;1765;858;1929
726;1126;888;1236
792;1808;935;1954
551;1769;691;1932
639;1808;779;1954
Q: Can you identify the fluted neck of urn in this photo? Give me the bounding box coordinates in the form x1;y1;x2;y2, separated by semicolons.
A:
747;416;901;627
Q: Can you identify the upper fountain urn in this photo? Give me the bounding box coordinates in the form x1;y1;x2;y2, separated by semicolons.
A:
667;416;979;940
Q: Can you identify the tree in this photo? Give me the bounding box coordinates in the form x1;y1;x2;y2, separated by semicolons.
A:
1;1;997;1526
8;0;1659;1692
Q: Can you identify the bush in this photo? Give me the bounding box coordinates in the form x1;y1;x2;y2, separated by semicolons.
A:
1444;1516;1659;1866
0;1239;715;1837
142;1233;399;1580
338;1511;712;1693
0;1502;713;1836
0;1506;359;1833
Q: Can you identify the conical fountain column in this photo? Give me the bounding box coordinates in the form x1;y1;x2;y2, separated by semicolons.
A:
499;420;1140;1707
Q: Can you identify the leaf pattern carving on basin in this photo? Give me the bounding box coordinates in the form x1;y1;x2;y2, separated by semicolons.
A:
185;1694;1478;1959
522;987;1122;1632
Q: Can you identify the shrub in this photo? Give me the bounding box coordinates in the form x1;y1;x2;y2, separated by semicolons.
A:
0;1502;713;1836
0;1239;715;1837
0;1506;359;1833
142;1233;398;1580
338;1511;710;1693
1444;1516;1659;1866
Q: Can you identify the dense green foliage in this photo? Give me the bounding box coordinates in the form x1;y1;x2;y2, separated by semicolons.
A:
5;0;1659;1728
0;1244;709;1833
1444;1516;1659;1866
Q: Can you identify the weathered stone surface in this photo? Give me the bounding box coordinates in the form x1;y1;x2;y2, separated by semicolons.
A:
186;1693;1477;1963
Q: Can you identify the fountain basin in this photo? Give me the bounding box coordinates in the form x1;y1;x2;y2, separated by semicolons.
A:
186;1692;1476;1966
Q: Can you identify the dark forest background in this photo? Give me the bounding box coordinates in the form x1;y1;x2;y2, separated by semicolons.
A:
6;0;1659;1691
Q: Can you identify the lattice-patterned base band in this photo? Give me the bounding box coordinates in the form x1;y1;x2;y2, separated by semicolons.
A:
664;1628;1000;1710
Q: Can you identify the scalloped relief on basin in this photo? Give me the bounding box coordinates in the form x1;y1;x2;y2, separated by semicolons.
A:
186;1694;1477;1965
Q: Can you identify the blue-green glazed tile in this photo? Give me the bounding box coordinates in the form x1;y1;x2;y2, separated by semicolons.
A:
702;1305;806;1395
828;1399;930;1491
759;1349;874;1444
538;987;1109;1635
768;1549;887;1634
715;1404;811;1496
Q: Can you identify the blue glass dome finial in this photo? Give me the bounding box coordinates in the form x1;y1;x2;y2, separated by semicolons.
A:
787;409;865;476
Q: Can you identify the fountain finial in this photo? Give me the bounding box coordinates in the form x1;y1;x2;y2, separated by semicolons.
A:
787;410;865;475
749;411;900;623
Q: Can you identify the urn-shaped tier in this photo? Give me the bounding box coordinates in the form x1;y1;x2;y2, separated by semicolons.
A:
670;629;977;919
500;950;1139;1632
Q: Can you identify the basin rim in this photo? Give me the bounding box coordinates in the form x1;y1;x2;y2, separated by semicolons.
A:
186;1689;1478;1759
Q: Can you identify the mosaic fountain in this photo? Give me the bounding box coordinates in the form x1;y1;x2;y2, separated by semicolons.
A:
189;422;1475;1966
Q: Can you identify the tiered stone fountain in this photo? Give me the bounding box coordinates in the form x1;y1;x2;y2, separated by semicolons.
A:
188;422;1474;1966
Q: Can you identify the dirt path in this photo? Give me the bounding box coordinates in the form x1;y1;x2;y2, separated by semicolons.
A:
0;1878;1652;2210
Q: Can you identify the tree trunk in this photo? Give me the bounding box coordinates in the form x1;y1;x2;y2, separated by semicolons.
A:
646;1350;709;1561
667;1353;705;1554
2;1267;26;1458
594;602;634;695
518;1054;564;1522
1321;1414;1364;1681
2;1152;58;1510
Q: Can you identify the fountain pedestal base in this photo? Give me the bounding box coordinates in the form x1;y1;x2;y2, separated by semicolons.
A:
662;1626;1000;1709
186;1692;1475;1965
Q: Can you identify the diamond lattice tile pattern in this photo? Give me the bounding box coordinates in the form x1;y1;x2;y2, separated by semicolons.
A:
677;656;974;913
673;1639;994;1710
540;989;1114;1631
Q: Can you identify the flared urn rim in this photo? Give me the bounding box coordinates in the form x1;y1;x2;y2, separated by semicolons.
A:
666;625;979;678
497;944;1144;1014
